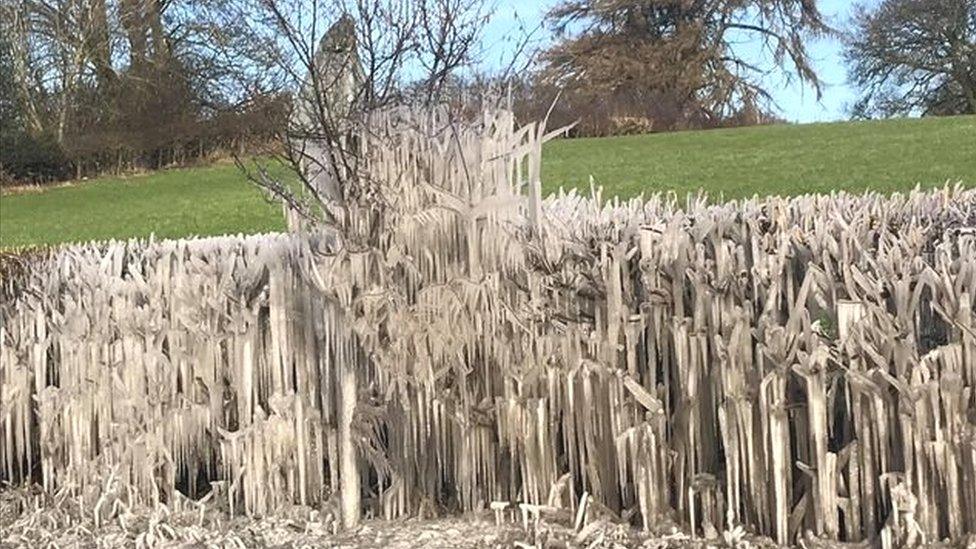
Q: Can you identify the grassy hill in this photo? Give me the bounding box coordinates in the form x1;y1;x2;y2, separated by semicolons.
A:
543;115;975;199
2;115;974;248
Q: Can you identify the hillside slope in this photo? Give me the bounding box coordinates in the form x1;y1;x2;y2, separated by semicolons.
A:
2;115;974;247
543;114;975;200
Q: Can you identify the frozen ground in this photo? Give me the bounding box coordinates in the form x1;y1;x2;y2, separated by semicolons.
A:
0;484;777;548
6;484;968;548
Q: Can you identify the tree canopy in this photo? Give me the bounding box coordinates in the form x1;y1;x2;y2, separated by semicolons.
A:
845;0;976;117
539;0;833;128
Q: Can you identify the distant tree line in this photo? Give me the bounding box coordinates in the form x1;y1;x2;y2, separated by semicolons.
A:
0;0;285;184
510;0;829;137
1;0;971;185
0;0;833;185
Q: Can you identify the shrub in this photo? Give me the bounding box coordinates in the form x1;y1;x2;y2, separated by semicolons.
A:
0;130;72;184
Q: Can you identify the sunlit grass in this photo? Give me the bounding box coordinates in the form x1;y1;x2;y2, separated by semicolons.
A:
2;115;973;248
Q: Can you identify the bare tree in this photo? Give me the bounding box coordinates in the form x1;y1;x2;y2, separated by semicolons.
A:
845;0;976;117
219;0;494;239
0;0;114;142
0;0;293;181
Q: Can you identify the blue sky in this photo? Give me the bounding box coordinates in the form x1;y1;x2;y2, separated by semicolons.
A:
482;0;863;123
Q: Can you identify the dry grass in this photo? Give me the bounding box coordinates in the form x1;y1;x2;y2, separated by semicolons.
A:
1;109;975;547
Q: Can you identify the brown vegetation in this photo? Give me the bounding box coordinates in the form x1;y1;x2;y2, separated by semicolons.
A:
529;0;827;135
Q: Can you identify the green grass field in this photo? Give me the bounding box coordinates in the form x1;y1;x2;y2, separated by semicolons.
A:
2;115;974;248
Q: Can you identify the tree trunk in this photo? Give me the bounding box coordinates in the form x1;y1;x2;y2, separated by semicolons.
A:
120;0;148;70
89;0;114;87
962;79;976;114
147;0;169;64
